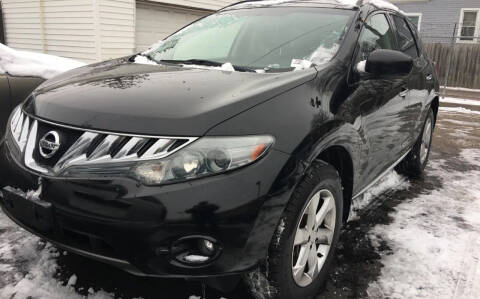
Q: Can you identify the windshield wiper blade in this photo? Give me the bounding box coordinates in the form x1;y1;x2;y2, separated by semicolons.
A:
159;59;258;72
160;59;223;67
232;65;257;73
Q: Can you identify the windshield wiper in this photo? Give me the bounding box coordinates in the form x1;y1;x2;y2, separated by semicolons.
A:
160;59;257;73
160;59;223;67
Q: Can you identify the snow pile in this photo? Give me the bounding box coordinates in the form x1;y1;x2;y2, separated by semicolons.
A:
0;44;85;79
368;149;480;298
180;62;236;72
133;55;157;65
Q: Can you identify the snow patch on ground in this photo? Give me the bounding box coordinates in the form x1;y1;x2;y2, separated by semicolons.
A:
441;97;480;107
0;215;114;299
368;148;480;299
439;106;480;115
0;43;85;79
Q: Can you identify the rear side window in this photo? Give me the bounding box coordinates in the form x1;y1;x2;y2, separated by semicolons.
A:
392;15;419;58
357;13;396;61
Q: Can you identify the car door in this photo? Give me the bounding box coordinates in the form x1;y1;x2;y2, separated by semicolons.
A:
350;12;412;186
391;14;430;145
0;74;11;139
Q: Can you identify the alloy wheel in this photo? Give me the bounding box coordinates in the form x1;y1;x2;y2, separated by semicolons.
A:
420;117;433;164
291;189;336;287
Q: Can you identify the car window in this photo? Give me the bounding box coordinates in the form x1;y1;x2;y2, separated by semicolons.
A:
392;15;419;58
357;13;396;62
405;17;425;54
148;8;354;71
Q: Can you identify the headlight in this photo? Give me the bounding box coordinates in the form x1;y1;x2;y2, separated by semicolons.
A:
130;135;274;185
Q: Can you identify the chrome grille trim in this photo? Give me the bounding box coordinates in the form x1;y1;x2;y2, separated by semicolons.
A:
9;111;198;176
53;132;99;174
88;134;120;161
113;137;148;160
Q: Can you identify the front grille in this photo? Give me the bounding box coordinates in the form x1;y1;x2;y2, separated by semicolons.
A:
9;110;197;176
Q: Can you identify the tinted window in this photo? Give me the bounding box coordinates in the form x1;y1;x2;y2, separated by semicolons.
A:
357;14;396;62
392;15;419;58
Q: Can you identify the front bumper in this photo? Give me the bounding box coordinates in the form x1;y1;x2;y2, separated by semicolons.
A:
0;141;291;278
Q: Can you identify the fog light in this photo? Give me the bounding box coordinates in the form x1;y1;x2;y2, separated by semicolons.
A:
171;236;221;266
199;239;216;256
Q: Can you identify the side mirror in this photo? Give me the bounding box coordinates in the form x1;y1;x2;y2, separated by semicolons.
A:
363;49;413;77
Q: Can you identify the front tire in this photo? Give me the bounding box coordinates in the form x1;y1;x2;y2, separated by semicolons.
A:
245;161;343;299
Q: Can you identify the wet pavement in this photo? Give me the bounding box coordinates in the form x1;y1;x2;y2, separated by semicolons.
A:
1;104;479;299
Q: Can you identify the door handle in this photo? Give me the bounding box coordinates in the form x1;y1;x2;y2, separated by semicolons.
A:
426;74;433;81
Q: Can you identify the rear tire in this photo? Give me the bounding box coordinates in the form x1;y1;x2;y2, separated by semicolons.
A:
244;161;343;299
396;108;434;178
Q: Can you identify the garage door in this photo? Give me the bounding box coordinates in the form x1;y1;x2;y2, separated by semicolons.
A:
135;2;208;52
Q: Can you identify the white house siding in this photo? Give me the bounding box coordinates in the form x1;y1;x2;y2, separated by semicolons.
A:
99;0;135;61
1;0;135;63
42;0;97;63
1;0;43;52
146;0;236;11
135;1;207;52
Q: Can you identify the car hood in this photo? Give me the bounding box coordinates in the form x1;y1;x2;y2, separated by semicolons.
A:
25;58;317;136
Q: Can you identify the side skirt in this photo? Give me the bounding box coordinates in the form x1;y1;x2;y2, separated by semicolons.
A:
352;150;410;200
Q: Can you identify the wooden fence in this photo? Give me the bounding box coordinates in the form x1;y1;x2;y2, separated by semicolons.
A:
424;43;480;90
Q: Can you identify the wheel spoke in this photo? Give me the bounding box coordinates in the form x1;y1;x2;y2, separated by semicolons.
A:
307;193;320;229
307;244;319;277
294;228;310;246
294;245;309;268
315;196;333;230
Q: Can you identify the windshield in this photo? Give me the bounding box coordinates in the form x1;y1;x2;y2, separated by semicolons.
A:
146;8;354;72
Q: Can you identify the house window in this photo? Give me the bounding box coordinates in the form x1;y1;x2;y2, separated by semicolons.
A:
405;13;422;31
458;8;480;43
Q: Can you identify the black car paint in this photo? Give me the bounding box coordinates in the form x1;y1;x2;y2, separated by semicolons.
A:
0;3;439;280
0;74;45;139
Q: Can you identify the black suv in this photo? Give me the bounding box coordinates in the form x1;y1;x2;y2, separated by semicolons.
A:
0;1;438;298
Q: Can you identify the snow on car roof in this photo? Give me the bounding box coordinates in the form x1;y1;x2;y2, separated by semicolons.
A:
223;0;401;12
0;43;85;80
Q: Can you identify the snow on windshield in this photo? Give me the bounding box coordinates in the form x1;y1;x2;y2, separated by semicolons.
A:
0;44;85;79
